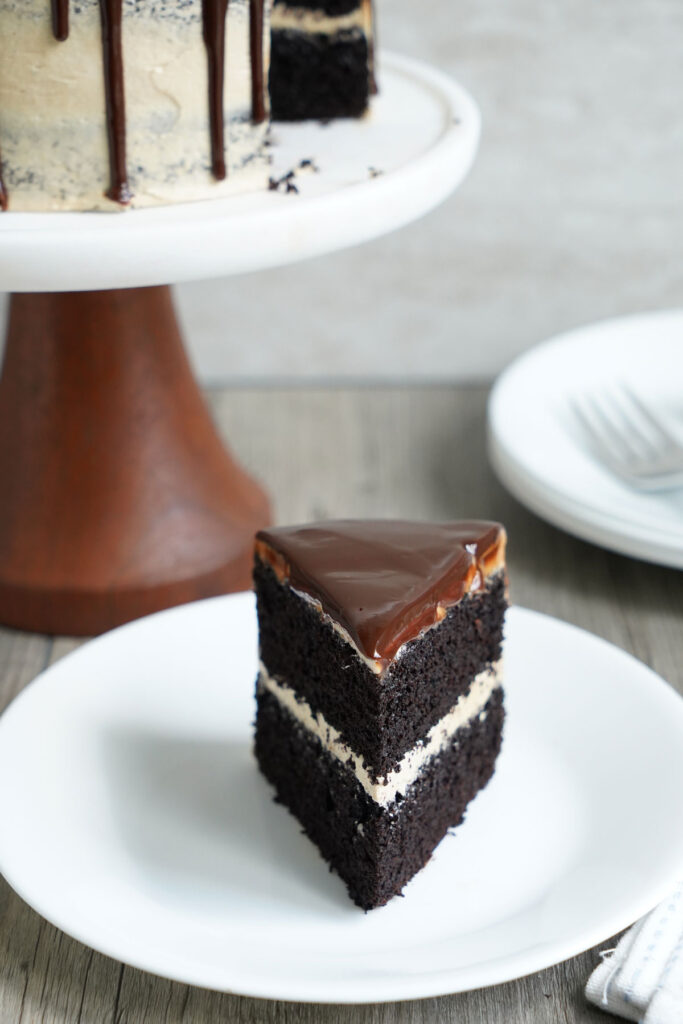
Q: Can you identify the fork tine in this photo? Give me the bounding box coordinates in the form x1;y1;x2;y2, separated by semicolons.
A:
609;388;662;459
619;385;683;453
572;387;683;490
602;392;658;459
572;397;634;469
582;395;642;462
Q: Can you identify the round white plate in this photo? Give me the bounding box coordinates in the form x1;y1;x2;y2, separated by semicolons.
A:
0;53;479;292
488;310;683;568
1;595;683;1003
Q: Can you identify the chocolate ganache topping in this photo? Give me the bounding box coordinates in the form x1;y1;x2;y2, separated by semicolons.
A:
0;0;268;210
255;519;507;667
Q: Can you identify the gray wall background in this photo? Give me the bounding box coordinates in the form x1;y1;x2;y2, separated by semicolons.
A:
3;0;682;380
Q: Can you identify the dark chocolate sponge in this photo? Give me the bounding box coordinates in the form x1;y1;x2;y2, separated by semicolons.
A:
255;559;505;780
255;686;505;910
270;29;370;122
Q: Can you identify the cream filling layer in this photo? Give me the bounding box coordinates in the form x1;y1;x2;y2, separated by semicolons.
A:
258;659;503;808
270;2;372;38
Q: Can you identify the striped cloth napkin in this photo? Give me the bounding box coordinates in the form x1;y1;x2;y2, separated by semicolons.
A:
586;881;683;1023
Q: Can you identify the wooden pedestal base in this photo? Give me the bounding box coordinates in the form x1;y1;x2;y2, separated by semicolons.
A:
0;286;270;636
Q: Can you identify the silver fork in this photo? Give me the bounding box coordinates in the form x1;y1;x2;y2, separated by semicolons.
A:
573;385;683;491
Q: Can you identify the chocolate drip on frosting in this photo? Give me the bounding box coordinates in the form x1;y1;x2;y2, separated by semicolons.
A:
51;0;69;41
99;0;132;204
256;520;506;667
0;154;7;212
0;0;273;211
202;0;230;181
49;0;133;206
368;0;378;95
250;0;267;124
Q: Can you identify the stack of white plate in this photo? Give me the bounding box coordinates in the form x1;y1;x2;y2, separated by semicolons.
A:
488;310;683;569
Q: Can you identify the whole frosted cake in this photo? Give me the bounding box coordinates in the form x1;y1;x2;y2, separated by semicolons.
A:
0;0;270;211
0;0;377;212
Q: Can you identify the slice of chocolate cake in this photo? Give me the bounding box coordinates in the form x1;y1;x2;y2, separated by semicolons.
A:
253;519;507;910
269;0;376;121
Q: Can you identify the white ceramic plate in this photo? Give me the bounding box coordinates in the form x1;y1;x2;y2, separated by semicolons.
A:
0;54;479;292
488;310;683;568
1;594;683;1004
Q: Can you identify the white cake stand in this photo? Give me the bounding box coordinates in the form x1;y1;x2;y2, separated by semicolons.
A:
0;52;480;635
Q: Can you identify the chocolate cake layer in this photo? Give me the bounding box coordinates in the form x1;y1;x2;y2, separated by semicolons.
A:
254;558;506;780
269;29;370;121
255;685;505;910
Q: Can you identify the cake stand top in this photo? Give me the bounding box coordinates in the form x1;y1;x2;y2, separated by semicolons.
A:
0;53;480;293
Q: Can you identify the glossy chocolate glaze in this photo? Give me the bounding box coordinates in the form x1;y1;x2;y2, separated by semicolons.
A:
255;519;506;666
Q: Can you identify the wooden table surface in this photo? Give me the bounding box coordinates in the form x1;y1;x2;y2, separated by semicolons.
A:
2;384;682;1024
